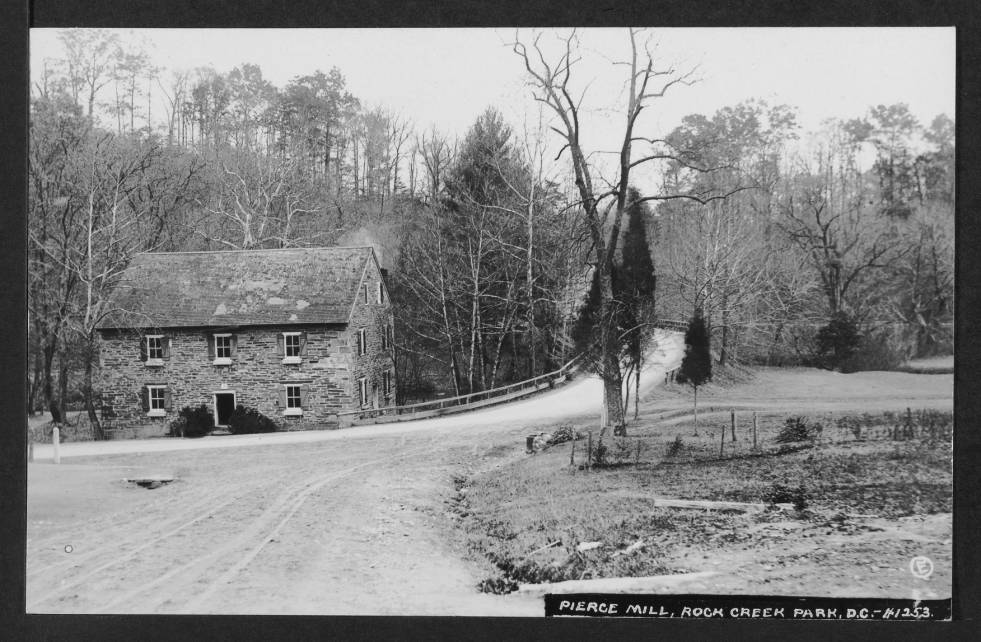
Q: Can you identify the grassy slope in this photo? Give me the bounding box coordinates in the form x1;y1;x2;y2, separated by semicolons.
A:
452;366;953;594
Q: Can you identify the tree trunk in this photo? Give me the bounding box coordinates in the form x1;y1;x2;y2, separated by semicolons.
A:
83;340;104;440
634;367;640;420
603;334;626;436
43;340;62;423
720;312;729;368
28;350;44;415
58;350;70;424
693;385;699;434
526;185;536;379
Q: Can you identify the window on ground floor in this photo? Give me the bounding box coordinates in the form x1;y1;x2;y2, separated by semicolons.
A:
383;370;393;397
286;384;301;409
145;384;169;417
279;383;305;416
358;377;368;407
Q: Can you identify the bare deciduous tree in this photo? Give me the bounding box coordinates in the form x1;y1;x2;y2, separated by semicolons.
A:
512;28;740;435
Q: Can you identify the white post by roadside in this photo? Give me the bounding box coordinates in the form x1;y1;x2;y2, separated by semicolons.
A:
52;426;60;464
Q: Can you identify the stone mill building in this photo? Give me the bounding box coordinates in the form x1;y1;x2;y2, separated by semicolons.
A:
95;246;396;434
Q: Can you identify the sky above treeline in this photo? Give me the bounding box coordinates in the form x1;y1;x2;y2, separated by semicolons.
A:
30;27;955;177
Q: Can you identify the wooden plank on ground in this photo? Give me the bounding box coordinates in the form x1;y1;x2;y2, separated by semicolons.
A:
518;572;719;596
653;498;793;513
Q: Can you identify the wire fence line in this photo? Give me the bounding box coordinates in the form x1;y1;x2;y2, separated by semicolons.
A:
562;406;953;469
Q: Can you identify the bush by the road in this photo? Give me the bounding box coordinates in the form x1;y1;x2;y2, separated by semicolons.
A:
171;405;214;438
228;405;279;434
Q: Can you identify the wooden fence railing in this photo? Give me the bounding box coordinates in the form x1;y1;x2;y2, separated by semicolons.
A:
338;354;583;425
338;319;687;426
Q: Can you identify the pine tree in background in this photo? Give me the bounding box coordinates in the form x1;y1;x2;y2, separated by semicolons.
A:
573;266;628;367
619;187;657;419
676;309;712;432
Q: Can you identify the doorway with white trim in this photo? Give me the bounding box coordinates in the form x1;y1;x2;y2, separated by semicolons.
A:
213;391;236;427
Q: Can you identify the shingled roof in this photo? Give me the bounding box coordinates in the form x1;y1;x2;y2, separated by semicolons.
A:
96;247;377;330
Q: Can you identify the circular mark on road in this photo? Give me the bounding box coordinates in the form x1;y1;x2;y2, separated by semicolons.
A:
64;545;73;554
909;556;933;579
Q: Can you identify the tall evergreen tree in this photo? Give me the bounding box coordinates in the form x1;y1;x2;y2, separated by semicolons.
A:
619;187;657;419
676;309;712;431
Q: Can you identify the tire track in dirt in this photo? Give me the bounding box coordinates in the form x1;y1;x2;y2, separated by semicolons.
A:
92;443;434;613
26;485;265;611
27;477;209;555
26;483;259;582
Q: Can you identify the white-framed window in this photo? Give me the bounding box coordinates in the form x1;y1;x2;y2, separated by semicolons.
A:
284;384;303;416
363;283;369;304
282;332;302;364
377;281;385;304
147;385;167;417
383;370;393;397
358;377;368;407
144;334;165;365
357;328;367;356
147;336;164;359
214;333;232;364
381;323;392;351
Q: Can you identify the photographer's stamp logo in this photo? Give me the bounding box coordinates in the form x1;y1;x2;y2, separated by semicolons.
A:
909;556;933;579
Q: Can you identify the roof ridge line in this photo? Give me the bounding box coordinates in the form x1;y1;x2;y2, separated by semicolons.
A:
139;246;375;256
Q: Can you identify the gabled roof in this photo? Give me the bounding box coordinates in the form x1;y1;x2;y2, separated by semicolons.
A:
96;246;377;330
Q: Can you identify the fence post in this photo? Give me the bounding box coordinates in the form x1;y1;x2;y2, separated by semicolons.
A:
587;431;593;470
753;412;759;452
52;426;60;464
730;409;737;441
719;427;725;459
28;440;34;463
570;439;576;467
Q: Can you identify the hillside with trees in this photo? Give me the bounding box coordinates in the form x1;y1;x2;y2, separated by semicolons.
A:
28;29;953;437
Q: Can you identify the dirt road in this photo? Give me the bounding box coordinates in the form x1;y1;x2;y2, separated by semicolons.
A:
27;334;681;614
26;334;953;615
28;432;546;614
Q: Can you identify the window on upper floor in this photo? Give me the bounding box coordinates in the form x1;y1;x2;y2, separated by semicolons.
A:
377;281;385;304
282;332;303;364
363;283;369;304
212;333;234;365
147;336;164;359
215;334;232;359
358;328;367;356
142;335;168;366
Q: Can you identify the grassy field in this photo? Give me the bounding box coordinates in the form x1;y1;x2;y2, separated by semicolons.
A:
452;366;953;598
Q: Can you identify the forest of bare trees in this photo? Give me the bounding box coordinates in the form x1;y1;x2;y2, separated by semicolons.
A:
28;29;954;436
